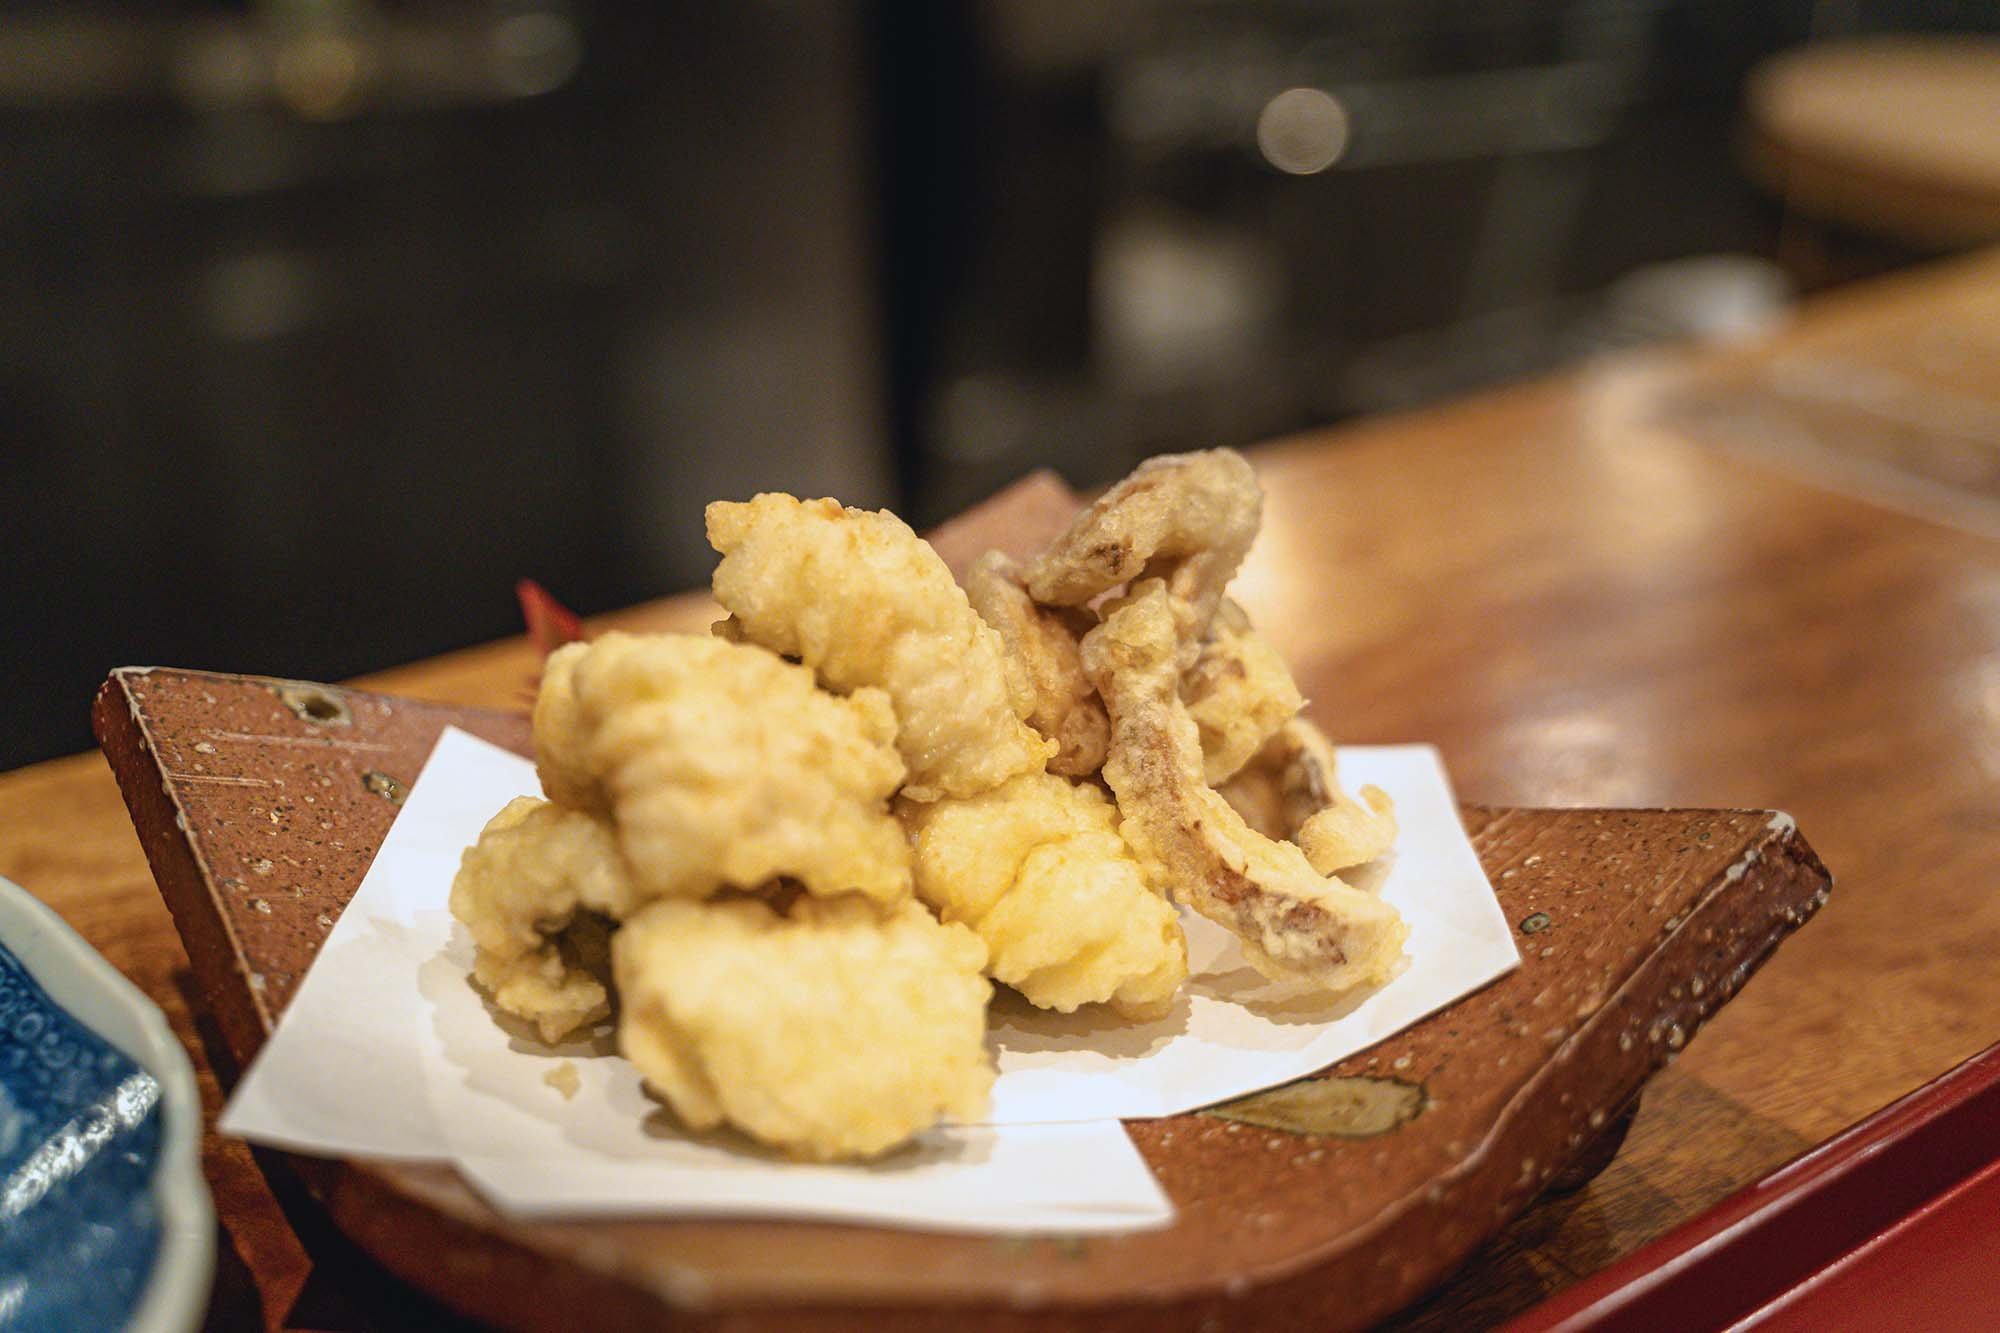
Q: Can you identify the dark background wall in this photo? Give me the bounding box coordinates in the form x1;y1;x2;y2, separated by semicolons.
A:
4;0;1995;769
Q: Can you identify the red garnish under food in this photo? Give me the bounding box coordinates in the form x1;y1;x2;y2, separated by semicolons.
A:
517;579;588;661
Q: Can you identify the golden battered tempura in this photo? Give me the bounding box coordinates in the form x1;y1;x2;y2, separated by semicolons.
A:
531;641;604;814
1183;600;1305;786
901;771;1187;1020
706;494;1053;801
1084;582;1406;991
964;552;1109;778
1025;449;1261;657
614;895;993;1161
450;796;634;1043
550;632;912;906
1216;719;1397;873
451;445;1407;1162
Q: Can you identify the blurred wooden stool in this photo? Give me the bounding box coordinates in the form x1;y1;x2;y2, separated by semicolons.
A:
1745;37;2000;284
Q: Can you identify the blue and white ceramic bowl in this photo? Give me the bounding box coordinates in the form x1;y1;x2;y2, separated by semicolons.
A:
0;876;213;1332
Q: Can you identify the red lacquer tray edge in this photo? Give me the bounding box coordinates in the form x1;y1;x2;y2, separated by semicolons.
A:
1504;1039;2000;1331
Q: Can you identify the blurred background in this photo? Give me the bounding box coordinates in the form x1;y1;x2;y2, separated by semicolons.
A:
4;0;1998;769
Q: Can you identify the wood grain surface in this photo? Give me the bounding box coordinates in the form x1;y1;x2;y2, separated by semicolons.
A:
89;632;1829;1327
6;249;2000;1327
1744;38;2000;248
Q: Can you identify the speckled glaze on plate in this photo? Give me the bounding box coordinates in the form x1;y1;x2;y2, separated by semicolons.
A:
0;876;213;1333
90;468;1836;1332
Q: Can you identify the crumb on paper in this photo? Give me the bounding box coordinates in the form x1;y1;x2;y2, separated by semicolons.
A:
544;1061;581;1100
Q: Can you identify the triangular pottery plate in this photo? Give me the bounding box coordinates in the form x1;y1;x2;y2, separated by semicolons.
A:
94;475;1831;1331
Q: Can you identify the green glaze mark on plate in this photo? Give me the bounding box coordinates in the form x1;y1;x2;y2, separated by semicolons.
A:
1203;1075;1427;1138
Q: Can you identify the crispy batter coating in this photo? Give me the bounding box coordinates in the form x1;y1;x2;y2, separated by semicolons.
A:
1213;761;1287;841
532;641;604;813
614;895;994;1160
1024;449;1261;655
554;631;912;905
1183;600;1304;785
1300;786;1399;876
1082;582;1407;991
449;796;635;1043
965;552;1110;778
706;495;1053;801
900;771;1188;1020
1270;718;1397;873
1216;719;1398;873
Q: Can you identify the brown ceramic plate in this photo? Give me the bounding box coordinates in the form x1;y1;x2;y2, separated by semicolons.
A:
94;476;1832;1331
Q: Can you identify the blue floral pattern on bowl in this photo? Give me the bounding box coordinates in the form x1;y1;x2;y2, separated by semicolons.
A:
0;943;165;1331
0;876;210;1333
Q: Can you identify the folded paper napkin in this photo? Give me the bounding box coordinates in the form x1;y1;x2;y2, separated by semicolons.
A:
222;728;1515;1230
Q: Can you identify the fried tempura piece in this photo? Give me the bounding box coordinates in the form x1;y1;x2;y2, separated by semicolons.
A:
450;796;636;1043
965;552;1110;778
1216;719;1398;873
614;895;994;1161
1301;785;1399;876
532;641;603;813
1271;718;1397;873
1213;761;1287;841
707;495;1053;801
1183;600;1304;785
556;631;912;905
1024;449;1261;654
900;771;1187;1019
1081;582;1407;991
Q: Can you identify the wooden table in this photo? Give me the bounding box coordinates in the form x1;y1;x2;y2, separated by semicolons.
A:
1745;38;2000;250
7;250;2000;1331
